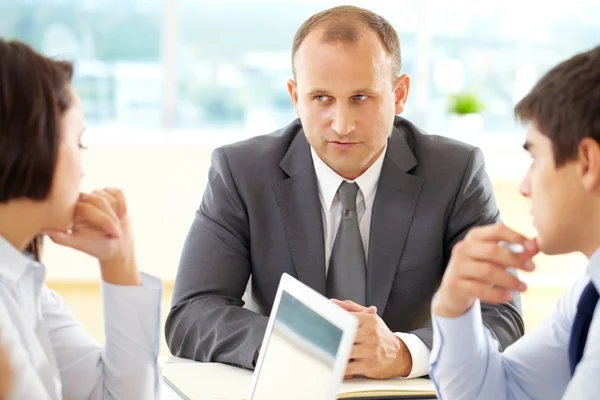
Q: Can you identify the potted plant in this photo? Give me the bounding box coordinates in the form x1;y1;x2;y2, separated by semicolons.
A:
447;92;484;135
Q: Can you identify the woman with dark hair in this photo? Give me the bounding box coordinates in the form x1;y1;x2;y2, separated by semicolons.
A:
0;39;161;399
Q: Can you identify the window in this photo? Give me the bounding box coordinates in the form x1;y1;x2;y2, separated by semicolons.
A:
1;0;598;144
426;0;600;135
0;0;164;129
175;1;419;135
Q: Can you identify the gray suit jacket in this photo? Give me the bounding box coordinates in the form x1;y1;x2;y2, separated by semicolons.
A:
165;116;524;369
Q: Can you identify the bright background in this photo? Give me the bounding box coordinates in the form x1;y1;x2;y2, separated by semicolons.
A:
1;0;596;344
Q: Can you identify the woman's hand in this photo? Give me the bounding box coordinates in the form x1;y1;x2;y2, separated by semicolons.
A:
44;188;141;286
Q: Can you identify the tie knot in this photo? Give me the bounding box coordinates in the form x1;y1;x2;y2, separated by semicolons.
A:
338;181;359;211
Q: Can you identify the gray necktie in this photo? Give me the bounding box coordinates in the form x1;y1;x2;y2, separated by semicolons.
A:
326;181;367;305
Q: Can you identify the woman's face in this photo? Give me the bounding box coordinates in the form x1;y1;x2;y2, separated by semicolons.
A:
44;88;86;231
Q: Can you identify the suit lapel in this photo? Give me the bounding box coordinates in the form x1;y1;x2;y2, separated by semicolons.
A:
367;126;424;313
272;131;327;295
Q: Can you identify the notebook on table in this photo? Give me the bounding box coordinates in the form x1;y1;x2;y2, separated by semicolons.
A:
162;273;437;399
162;362;437;399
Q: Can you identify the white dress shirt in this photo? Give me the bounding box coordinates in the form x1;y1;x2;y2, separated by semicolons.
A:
430;248;600;400
310;146;430;378
0;235;162;399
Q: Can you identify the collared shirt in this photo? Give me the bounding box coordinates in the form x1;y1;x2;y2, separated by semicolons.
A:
430;248;600;400
0;235;162;399
310;146;430;378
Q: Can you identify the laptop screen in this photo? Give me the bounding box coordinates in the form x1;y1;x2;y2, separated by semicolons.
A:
251;290;344;400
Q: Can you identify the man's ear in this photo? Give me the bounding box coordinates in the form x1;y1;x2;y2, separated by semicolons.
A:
287;79;299;116
578;138;600;191
393;74;410;115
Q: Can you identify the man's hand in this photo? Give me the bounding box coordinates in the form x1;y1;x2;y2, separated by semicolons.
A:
43;188;141;286
433;223;539;319
0;338;13;398
331;299;412;379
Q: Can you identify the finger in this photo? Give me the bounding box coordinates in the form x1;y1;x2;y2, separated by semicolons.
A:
78;193;121;233
349;343;374;361
331;299;369;312
463;240;536;272
73;203;121;237
457;279;513;304
80;192;119;222
345;359;366;377
93;189;126;223
104;188;127;220
94;190;119;215
344;374;354;380
330;299;349;310
331;299;378;316
468;224;538;257
461;261;528;292
526;237;539;254
331;299;366;312
364;305;377;314
469;223;529;244
44;230;89;251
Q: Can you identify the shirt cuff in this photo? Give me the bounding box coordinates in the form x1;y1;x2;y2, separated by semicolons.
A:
430;299;486;368
395;332;431;378
102;273;162;367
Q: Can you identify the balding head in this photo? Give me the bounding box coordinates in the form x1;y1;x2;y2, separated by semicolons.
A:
291;5;402;82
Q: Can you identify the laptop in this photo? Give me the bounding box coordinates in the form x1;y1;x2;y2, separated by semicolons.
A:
248;273;358;400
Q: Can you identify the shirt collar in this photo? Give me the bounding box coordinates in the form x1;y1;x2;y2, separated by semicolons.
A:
588;248;600;290
0;234;41;283
311;145;387;211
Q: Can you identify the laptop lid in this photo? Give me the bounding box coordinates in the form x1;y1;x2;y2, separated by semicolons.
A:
248;273;358;400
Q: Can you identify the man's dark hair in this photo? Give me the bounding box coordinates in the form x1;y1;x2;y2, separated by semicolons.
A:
515;45;600;166
291;5;402;81
0;38;74;202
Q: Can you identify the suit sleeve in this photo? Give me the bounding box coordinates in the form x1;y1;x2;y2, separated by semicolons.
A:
165;147;268;370
411;147;524;350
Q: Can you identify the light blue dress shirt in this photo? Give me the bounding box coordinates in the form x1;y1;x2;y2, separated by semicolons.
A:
429;248;600;400
0;235;162;399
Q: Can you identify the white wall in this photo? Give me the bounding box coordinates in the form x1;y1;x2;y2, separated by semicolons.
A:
43;144;213;282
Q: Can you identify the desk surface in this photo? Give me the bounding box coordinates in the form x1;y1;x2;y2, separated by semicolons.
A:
161;357;437;400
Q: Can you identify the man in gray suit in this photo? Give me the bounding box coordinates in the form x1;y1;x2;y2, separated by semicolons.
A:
166;5;523;379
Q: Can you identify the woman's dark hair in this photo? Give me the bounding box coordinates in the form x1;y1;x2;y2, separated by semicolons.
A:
0;38;74;203
24;235;43;262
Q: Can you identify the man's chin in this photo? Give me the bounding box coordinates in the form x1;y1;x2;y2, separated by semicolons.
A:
536;237;571;257
325;157;370;177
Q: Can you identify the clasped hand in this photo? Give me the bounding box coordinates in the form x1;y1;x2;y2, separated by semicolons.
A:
331;299;412;379
43;188;140;286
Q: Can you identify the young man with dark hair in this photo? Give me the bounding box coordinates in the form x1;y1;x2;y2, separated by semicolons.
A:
430;45;600;399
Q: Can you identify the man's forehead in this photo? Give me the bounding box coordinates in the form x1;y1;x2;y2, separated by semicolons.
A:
294;47;391;87
524;124;553;150
296;71;385;93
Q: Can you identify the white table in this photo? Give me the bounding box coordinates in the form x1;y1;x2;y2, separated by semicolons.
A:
159;356;437;400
